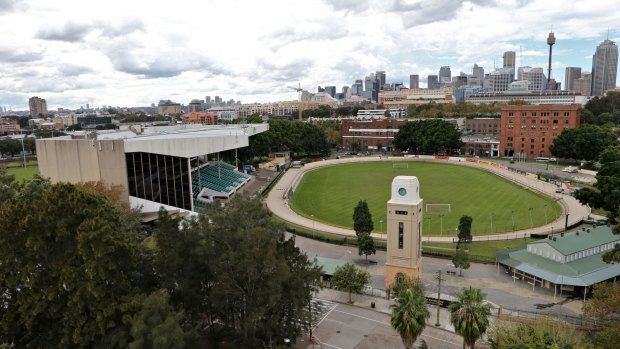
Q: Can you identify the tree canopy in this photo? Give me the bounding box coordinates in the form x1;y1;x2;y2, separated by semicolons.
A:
357;232;376;262
331;262;370;303
393;119;463;154
582;282;620;349
457;215;473;247
449;286;492;349
353;200;374;236
452;249;471;276
390;280;430;349
549;124;618;161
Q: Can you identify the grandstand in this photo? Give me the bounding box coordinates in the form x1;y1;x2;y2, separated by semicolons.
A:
36;124;269;219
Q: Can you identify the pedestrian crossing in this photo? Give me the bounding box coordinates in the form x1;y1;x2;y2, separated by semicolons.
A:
300;298;337;333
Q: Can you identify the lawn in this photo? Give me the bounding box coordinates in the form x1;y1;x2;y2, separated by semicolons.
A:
289;161;562;236
422;239;532;259
5;161;39;182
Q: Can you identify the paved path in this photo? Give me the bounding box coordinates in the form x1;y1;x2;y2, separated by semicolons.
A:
266;157;592;242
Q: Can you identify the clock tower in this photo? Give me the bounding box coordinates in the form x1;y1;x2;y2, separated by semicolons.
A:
385;176;423;289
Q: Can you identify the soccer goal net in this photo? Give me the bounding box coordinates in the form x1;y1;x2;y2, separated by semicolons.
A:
392;162;409;169
425;204;452;213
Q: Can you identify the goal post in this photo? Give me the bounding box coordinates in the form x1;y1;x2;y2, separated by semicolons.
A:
392;162;409;169
425;204;452;213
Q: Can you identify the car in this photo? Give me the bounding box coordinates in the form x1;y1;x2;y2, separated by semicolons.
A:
549;157;557;162
562;166;578;173
555;187;563;193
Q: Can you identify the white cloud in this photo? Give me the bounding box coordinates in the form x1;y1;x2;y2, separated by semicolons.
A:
0;0;618;110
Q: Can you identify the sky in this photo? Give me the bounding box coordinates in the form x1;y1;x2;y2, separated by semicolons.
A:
0;0;619;111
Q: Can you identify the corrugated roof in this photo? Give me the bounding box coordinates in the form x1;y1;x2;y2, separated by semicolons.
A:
529;225;618;255
497;235;620;287
315;257;348;276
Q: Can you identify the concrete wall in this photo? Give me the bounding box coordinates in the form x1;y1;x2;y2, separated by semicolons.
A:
36;138;129;203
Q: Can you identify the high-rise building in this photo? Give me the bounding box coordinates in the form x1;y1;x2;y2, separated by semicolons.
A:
324;86;336;98
574;72;592;96
519;67;547;91
206;96;211;104
487;68;514;92
472;64;484;81
351;80;363;96
364;74;375;92
591;39;619;96
342;86;351;99
427;75;438;89
439;66;451;87
214;96;222;104
564;67;582;91
28;96;48;117
503;51;516;68
409;75;419;89
376;71;386;89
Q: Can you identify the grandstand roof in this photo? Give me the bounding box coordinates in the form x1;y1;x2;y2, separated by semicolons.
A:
98;123;268;157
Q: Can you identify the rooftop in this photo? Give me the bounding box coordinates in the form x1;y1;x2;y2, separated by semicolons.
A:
529;225;618;255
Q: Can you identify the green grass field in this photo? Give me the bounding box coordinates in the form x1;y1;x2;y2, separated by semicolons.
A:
422;239;532;259
289;161;562;236
3;161;39;182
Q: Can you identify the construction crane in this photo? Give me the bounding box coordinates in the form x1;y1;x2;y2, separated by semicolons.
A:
287;83;304;121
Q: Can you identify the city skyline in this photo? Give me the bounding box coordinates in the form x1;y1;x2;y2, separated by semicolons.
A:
0;0;619;110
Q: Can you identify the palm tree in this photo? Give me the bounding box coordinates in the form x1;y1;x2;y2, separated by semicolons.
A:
390;287;430;349
449;286;492;349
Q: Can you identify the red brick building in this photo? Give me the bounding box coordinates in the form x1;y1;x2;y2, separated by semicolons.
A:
183;111;218;125
341;118;407;151
500;104;580;158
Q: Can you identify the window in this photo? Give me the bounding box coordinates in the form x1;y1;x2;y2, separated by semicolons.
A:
398;222;404;249
553;112;559;117
532;112;537;117
395;210;408;215
508;112;514;116
553;119;558;124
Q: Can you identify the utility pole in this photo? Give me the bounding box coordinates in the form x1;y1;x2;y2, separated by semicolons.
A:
309;301;314;349
435;270;443;327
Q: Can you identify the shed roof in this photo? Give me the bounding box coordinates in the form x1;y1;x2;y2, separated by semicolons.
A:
529;225;618;255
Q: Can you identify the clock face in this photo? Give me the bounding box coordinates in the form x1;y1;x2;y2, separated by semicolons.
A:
398;188;407;196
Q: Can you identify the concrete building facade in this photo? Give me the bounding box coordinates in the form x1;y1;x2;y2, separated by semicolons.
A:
564;67;582;91
464;118;500;136
29;96;48;118
385;176;424;288
409;74;419;89
574;72;592;97
499;104;580;158
379;88;453;108
158;100;182;115
427;75;438;89
503;51;516;68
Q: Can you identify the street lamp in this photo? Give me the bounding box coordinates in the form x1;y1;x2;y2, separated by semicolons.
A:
426;216;431;234
528;208;533;228
310;214;315;230
544;205;548;225
380;219;383;233
490;212;495;233
511;210;516;231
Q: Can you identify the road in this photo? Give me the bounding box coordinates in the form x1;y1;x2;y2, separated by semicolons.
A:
290;233;581;317
309;301;463;349
497;159;596;183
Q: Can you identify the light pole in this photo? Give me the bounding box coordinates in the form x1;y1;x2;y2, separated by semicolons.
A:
490;212;495;234
311;214;315;230
511;210;516;231
426;216;431;234
380;219;383;234
19;138;26;168
544;205;548;225
435;270;443;327
528;208;533;228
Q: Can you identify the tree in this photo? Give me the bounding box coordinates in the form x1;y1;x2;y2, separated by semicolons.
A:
353;200;373;236
457;215;473;248
582;282;620;349
549;125;618;161
384;109;391;117
357;232;376;262
575;146;620;262
128;291;190;349
0;179;155;348
390;283;430;349
449;286;492;349
331;262;370;303
393;119;463;154
452;249;471;276
155;195;322;347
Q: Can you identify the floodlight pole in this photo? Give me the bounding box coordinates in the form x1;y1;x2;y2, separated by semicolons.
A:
490;212;495;233
439;214;444;235
435;270;442;327
528;208;533;228
20;138;26;168
511;210;516;231
544;205;548;224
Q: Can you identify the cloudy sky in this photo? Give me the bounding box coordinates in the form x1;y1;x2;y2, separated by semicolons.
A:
1;0;618;110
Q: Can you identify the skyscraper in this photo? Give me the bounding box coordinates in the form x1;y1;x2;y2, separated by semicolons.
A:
574;72;592;96
427;75;438;89
564;67;582;91
503;51;516;68
439;66;451;87
28;96;48;117
351;80;363;95
519;67;547;91
591;39;619;96
324;86;336;98
472;64;484;81
409;74;419;89
376;71;386;90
